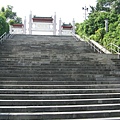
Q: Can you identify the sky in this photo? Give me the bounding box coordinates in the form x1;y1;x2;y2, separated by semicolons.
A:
0;0;97;34
0;0;97;24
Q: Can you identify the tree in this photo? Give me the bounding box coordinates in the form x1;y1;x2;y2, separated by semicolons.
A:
0;5;22;36
111;0;120;14
0;5;22;23
76;0;120;52
0;15;9;35
1;7;5;12
4;7;17;20
14;17;22;24
9;19;15;25
96;0;120;13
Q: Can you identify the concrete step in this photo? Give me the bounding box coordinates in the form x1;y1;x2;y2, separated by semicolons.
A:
0;88;119;94
0;79;120;84
0;104;120;113
0;35;120;119
0;70;112;76
0;92;120;100
0;68;112;72
0;112;120;120
0;84;120;89
0;98;120;106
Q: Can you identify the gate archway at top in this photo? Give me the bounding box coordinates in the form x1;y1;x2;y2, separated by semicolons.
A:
9;12;75;35
28;12;57;35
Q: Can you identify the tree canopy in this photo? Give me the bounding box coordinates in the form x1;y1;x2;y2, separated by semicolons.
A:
0;5;22;36
76;0;120;52
0;15;9;35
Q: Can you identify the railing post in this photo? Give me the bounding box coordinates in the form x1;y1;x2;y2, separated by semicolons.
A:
29;11;32;35
4;32;6;40
72;18;75;34
59;18;62;35
93;44;95;52
53;12;56;35
118;47;120;59
111;43;112;53
24;16;26;34
0;32;8;44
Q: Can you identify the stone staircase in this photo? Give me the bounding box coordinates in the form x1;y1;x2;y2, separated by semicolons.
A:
0;34;120;120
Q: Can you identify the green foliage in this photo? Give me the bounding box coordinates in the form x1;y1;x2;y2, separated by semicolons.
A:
0;5;22;36
1;7;5;12
92;28;106;43
0;15;9;35
96;0;120;13
0;5;22;24
15;17;22;24
4;8;16;19
76;0;120;53
9;19;15;25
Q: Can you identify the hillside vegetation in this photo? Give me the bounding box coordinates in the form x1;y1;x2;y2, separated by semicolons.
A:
76;0;120;52
0;5;22;36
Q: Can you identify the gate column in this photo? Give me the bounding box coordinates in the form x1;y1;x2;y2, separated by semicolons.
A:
24;17;26;34
58;18;62;35
29;11;32;34
53;13;56;35
72;18;75;34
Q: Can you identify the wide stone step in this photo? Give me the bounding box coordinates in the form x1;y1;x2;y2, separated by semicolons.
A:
0;104;120;112
0;97;120;105
0;88;119;94
0;70;111;75
0;80;120;84
0;66;111;71
0;67;107;71
0;62;109;66
0;73;108;77
0;59;106;63
0;84;119;89
0;63;108;67
0;77;95;81
0;93;120;100
0;112;119;120
59;118;120;120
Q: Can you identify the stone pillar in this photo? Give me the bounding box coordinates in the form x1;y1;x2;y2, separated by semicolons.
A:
9;25;12;34
59;18;62;35
53;12;56;35
24;17;26;34
105;19;108;32
72;18;75;34
29;11;32;34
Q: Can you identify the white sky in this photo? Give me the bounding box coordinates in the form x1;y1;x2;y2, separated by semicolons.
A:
0;0;97;24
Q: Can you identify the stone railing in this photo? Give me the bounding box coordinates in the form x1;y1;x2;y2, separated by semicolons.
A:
0;32;13;44
107;43;120;59
0;32;7;44
72;33;111;54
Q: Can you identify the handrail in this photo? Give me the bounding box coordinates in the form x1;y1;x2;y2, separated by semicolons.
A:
108;43;120;59
72;33;101;52
85;40;101;53
82;36;111;54
8;33;14;39
0;32;6;39
0;32;12;44
0;32;6;43
74;33;99;52
72;33;111;54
